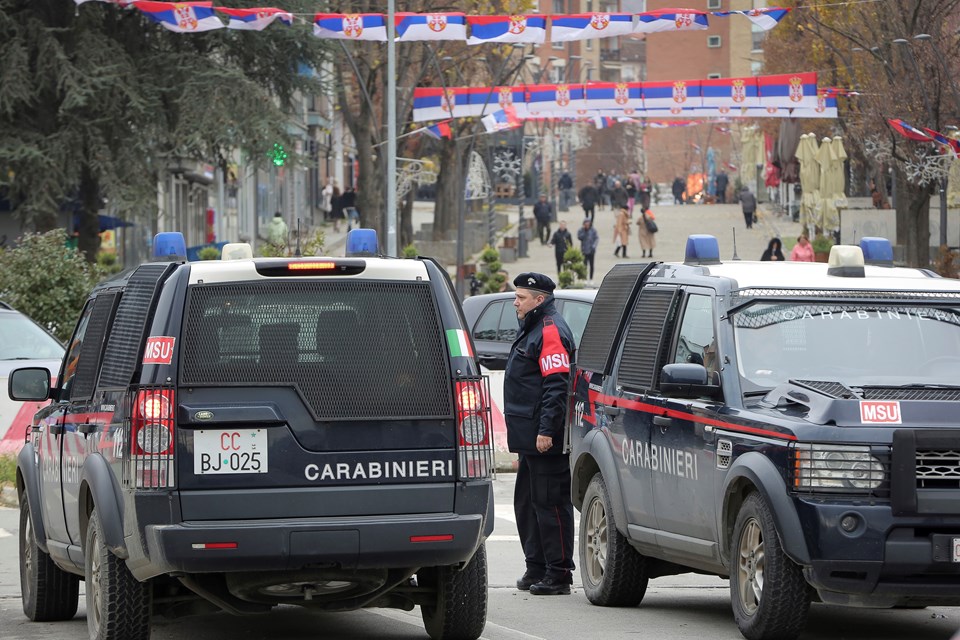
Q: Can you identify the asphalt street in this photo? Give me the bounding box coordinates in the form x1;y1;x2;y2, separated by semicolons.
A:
0;474;957;640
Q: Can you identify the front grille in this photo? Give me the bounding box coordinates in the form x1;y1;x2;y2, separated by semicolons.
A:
916;449;960;488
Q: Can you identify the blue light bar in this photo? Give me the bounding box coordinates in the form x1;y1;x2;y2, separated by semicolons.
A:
684;234;721;265
346;229;378;257
859;237;893;266
153;232;187;261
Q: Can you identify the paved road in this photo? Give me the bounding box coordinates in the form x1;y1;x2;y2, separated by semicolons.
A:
1;474;957;640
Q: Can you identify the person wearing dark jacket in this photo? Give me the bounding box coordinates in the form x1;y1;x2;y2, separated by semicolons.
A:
672;177;686;204
504;273;576;596
549;221;572;275
740;186;757;229
577;218;599;283
578;183;598;220
610;180;629;211
533;194;553;245
715;171;729;203
761;237;785;261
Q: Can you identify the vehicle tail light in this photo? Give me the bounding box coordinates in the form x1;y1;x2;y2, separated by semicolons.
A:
455;377;493;480
126;386;176;489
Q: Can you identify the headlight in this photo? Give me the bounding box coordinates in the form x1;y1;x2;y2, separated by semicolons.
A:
793;443;885;491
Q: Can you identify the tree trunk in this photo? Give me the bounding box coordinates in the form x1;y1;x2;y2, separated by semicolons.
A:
432;139;462;241
895;168;932;267
400;187;414;248
78;164;101;263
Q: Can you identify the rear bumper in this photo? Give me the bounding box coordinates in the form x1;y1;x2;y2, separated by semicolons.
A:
140;513;484;580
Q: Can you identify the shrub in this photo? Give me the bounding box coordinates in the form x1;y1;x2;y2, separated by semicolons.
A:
301;229;326;257
559;246;588;289
0;231;97;341
258;242;286;258
811;234;834;254
401;244;419;259
96;251;125;278
197;246;221;261
477;245;505;294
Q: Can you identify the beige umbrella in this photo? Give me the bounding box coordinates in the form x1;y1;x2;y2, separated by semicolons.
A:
816;136;835;231
740;127;760;192
797;134;820;231
824;136;847;231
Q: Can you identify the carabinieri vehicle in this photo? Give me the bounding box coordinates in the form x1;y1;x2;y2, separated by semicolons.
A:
11;230;493;640
568;236;960;640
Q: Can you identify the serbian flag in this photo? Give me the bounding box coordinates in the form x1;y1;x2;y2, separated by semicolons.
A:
395;12;466;42
313;13;387;41
133;2;223;32
466;15;547;45
424;121;454;140
887;119;935;142
412;87;472;122
922;127;960;157
648;120;700;128
713;8;790;31
757;72;818;108
550;13;634;42
584;82;642;110
701;76;759;107
217;7;292;31
594;116;618;129
482;110;521;133
635;9;708;34
525;83;587;112
643;80;701;109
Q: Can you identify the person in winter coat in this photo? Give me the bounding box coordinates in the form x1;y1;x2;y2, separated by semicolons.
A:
613;207;630;258
715;171;729;204
533;194;553;245
504;272;576;596
672;177;686;204
594;170;607;211
636;207;657;258
740;186;757;229
639;177;653;210
761;237;785;261
625;180;638;215
610;180;629;211
790;233;815;262
578;218;599;283
578;183;598;220
267;212;288;249
549;221;572;275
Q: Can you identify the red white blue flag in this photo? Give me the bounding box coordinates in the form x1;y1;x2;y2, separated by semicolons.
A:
412;87;475;121
217;7;292;31
424;121;454;140
584;82;643;111
466;15;546;45
643;80;701;110
922;127;960;157
635;10;708;34
701;77;759;107
133;1;223;32
395;12;466;42
550;13;634;42
713;8;790;31
482;109;521;133
758;72;818;108
524;83;587;113
313;13;387;41
887;119;934;142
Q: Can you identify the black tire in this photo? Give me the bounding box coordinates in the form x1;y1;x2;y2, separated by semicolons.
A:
19;496;80;621
579;473;648;607
420;543;488;640
730;492;810;640
85;507;151;640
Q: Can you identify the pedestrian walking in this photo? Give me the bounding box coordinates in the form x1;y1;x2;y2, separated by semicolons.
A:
267;211;288;250
761;237;785;261
790;233;815;262
505;272;576;596
610;180;629;211
549;221;573;275
613;207;630;258
637;207;657;258
594;170;607;211
740;186;757;229
715;171;729;204
330;184;343;232
640;177;653;210
672;177;686;205
558;172;573;211
533;194;553;245
578;182;598;220
625;180;637;215
578;218;598;283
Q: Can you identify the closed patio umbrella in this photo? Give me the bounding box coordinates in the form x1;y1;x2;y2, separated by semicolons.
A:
797;134;820;231
824;136;847;231
816;136;835;231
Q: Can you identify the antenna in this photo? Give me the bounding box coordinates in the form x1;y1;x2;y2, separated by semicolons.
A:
294;218;302;257
731;227;740;261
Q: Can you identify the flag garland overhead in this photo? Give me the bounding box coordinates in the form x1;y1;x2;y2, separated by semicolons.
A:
92;3;792;39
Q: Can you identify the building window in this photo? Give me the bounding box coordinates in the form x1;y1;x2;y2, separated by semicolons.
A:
707;0;722;8
707;35;722;48
586;38;593;51
707;73;722;79
751;26;765;52
751;60;763;76
553;0;564;13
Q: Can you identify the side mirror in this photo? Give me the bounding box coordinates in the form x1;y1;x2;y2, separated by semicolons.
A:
9;367;52;402
660;363;722;399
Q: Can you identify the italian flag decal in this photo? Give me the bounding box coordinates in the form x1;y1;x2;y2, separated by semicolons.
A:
446;329;474;358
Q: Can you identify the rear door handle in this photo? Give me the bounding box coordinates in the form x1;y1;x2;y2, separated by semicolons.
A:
78;424;98;436
602;405;621;417
49;425;65;436
653;416;673;428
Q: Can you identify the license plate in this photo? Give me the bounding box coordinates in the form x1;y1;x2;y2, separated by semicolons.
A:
954;538;960;563
194;429;268;474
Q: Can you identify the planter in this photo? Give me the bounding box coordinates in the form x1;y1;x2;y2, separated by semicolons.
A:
502;236;518;249
814;252;830;263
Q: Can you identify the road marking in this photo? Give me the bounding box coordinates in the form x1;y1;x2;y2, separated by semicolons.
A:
0;528;12;539
368;606;549;640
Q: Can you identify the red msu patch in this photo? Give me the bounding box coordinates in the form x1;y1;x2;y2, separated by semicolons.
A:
539;322;570;376
143;336;176;365
859;401;901;424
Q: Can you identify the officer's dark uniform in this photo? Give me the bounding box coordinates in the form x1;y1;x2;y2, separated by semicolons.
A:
504;273;576;595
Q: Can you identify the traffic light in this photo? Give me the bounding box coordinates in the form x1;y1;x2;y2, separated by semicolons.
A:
270;143;288;167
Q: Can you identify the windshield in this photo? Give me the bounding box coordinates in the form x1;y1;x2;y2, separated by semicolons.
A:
0;312;64;361
733;302;960;388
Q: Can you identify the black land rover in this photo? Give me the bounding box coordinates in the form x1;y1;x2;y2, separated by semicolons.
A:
11;232;493;640
568;236;960;640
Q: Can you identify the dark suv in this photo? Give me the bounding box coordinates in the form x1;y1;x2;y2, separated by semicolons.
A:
568;236;960;640
12;233;493;640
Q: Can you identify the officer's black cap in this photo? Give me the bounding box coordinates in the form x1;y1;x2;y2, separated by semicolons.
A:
514;272;556;295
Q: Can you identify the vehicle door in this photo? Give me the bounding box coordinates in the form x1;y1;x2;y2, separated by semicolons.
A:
558;299;593;349
60;292;118;545
605;285;680;540
470;299;517;370
39;301;95;544
650;289;722;558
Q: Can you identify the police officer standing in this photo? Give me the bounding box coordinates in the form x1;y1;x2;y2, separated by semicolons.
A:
504;273;576;595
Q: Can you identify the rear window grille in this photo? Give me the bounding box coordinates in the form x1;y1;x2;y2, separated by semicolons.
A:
578;263;650;374
917;449;960;489
100;263;175;387
70;292;118;401
180;281;454;420
617;287;679;392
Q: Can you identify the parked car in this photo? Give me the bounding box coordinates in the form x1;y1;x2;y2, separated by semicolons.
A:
462;289;597;370
0;303;64;454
